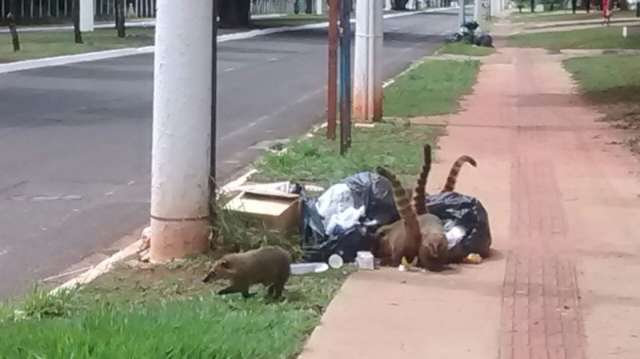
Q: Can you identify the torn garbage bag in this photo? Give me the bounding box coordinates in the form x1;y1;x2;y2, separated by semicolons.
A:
299;172;399;263
425;191;492;261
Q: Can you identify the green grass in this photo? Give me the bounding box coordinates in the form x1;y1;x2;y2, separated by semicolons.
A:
383;59;480;118
438;42;496;57
511;10;636;23
509;27;640;50
254;121;442;186
0;259;351;359
0;16;325;63
0;27;155;63
565;54;640;104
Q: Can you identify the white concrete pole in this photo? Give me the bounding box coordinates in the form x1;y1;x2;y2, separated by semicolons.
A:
474;0;480;21
385;0;392;10
458;0;465;25
79;0;94;32
315;0;323;14
353;0;383;122
150;0;213;262
407;0;416;9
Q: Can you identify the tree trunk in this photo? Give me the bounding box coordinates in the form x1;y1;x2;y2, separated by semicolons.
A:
219;0;251;28
305;0;313;13
115;0;126;38
571;0;577;12
530;0;535;12
585;0;591;12
620;0;628;10
7;12;20;52
73;0;83;43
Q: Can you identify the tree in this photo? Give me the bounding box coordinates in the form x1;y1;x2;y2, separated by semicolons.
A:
392;0;409;9
218;0;251;28
73;0;83;44
7;0;20;51
115;0;126;38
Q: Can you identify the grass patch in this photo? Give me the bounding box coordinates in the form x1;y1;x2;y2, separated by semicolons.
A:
565;54;640;152
0;258;351;358
0;27;155;63
511;11;636;23
509;27;640;50
565;54;640;104
0;16;325;62
254;121;442;186
383;59;479;118
438;42;496;57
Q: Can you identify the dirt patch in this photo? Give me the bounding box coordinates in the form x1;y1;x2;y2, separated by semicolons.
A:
597;102;640;155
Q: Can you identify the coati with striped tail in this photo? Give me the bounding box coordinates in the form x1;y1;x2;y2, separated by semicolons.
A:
441;155;477;193
375;145;477;270
376;165;449;271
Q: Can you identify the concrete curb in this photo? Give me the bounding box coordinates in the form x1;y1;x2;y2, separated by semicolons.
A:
1;7;454;75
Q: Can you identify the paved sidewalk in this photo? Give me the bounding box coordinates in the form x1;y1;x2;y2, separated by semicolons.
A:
298;48;640;358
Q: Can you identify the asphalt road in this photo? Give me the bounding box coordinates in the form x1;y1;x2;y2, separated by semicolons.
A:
0;10;458;298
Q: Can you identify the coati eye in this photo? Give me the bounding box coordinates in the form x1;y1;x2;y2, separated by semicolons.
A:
221;260;231;269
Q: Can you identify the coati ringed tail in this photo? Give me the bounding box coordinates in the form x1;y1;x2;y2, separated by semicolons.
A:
441;155;477;193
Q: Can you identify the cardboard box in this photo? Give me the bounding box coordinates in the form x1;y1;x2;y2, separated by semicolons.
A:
223;189;300;233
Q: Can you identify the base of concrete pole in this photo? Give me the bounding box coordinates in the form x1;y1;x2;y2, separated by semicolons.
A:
149;218;210;263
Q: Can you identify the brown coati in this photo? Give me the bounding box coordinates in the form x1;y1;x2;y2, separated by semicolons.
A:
202;246;291;299
375;166;449;271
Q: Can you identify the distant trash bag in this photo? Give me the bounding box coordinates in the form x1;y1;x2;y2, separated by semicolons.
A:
299;172;399;263
425;192;492;262
474;33;494;48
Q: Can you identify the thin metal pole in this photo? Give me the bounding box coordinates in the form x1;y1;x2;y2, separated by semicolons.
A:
339;0;352;155
210;0;218;215
327;0;339;140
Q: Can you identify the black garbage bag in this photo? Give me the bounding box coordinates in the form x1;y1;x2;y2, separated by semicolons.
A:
474;33;494;48
299;171;493;264
299;172;399;263
425;192;492;261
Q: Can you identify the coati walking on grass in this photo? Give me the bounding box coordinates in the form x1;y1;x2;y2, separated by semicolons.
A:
202;246;291;299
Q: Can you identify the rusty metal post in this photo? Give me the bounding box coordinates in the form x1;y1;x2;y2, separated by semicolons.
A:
327;0;339;140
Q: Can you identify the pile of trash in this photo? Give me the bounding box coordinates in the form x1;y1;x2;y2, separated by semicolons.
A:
446;21;494;48
299;172;492;264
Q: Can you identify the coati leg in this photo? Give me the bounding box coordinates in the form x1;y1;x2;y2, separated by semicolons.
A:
218;284;253;298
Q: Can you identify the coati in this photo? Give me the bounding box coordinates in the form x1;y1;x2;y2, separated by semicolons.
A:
376;145;476;270
202;246;291;299
376;166;449;271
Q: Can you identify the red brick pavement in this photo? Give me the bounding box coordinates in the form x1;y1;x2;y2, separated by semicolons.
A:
297;47;640;359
